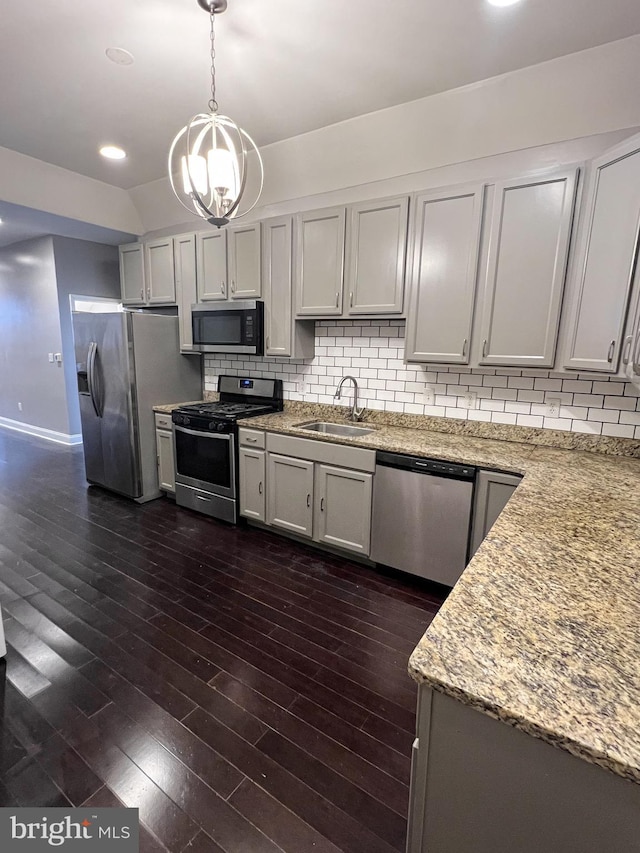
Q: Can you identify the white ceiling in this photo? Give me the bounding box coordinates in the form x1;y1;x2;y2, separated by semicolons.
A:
2;0;640;191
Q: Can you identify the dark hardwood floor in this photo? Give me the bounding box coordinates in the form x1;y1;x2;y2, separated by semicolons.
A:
0;428;446;853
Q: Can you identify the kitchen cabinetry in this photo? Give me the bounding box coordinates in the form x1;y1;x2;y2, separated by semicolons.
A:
563;134;640;373
470;470;521;557
119;243;145;306
174;233;198;353
239;428;266;521
267;453;315;537
196;230;228;301
344;196;408;314
314;464;372;555
145;238;176;304
227;223;261;299
477;169;577;368
295;207;346;316
155;413;175;494
262;216;315;358
405;185;484;364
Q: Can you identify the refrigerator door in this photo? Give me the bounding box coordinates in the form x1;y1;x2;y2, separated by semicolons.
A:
73;312;141;498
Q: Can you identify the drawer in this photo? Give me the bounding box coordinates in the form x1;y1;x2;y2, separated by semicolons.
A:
239;428;266;449
266;432;375;472
155;413;173;431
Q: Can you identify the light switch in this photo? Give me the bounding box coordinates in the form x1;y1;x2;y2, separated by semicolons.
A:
54;353;62;363
48;353;54;363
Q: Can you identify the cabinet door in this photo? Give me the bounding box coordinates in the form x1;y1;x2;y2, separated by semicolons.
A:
345;196;409;314
196;231;228;301
145;238;176;305
478;170;577;368
239;448;266;521
119;244;145;305
174;233;198;352
405;185;484;364
156;428;175;493
263;216;293;356
314;465;373;556
470;470;521;557
564;137;640;372
228;223;261;299
266;453;314;538
295;207;345;316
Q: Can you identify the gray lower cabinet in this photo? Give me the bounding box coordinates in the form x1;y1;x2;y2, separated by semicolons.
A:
267;453;314;537
155;414;175;494
407;685;640;853
314;464;373;556
470;469;521;557
239;447;266;521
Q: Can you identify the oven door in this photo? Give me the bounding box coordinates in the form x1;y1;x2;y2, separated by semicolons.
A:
173;426;236;499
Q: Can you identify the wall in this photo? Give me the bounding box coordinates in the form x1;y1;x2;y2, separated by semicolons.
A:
0;236;71;436
52;237;121;435
130;35;640;233
204;321;640;439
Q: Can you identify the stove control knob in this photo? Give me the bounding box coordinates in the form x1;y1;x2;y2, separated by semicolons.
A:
183;416;190;426
216;422;226;433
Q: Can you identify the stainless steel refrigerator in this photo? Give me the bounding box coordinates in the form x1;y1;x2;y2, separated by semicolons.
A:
73;310;201;502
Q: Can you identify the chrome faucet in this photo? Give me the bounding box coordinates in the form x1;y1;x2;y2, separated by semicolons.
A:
334;375;366;422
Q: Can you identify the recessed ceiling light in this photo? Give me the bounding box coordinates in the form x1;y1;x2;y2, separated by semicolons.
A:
487;0;522;6
99;145;127;161
105;47;135;66
0;218;3;225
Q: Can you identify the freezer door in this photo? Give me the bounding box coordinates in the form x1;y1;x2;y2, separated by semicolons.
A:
73;312;141;497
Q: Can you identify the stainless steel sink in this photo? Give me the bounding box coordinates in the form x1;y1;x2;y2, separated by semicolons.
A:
295;421;374;437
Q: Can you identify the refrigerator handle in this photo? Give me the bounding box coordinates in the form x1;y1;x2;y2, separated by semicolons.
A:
87;341;101;418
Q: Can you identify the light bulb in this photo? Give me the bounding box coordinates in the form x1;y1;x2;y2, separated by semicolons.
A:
181;154;208;195
208;147;238;200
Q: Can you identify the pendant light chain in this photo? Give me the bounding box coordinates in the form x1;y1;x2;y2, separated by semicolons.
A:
208;7;218;113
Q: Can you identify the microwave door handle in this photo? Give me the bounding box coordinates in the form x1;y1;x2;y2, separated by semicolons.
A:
87;341;101;418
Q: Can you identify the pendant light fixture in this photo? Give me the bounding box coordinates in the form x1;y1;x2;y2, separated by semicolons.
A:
168;0;263;228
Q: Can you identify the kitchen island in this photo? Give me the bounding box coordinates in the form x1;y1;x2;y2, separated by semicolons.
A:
242;402;640;853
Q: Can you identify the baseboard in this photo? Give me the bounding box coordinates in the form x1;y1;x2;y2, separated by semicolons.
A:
0;416;83;446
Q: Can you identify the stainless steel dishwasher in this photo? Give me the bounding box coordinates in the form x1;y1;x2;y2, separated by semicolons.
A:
371;451;476;586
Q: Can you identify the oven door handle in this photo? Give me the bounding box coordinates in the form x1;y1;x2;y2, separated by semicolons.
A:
174;425;232;441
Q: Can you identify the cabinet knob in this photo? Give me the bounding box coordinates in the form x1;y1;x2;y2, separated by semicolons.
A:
607;340;616;363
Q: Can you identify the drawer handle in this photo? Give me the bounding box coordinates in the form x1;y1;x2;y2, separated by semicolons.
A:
246;437;258;443
607;340;616;363
258;481;263;495
306;493;311;508
320;497;325;512
482;339;488;359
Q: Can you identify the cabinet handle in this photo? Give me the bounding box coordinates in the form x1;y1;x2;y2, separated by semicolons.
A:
266;336;270;350
633;333;640;373
258;481;263;495
306;493;311;508
246;437;258;443
462;338;468;358
482;339;488;358
623;336;633;365
140;288;144;300
349;292;353;308
220;281;225;294
607;340;616;364
320;497;325;512
335;292;339;308
231;279;235;293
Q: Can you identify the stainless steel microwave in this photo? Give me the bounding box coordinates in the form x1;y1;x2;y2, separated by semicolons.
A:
191;300;264;355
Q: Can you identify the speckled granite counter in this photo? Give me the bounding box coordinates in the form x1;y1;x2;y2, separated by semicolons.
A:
242;403;640;785
153;392;217;414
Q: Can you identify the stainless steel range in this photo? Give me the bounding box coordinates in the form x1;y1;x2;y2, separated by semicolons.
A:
172;375;283;523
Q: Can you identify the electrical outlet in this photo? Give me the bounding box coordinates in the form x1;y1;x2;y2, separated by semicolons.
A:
423;386;435;406
17;401;22;411
463;391;478;410
297;381;310;396
546;398;561;418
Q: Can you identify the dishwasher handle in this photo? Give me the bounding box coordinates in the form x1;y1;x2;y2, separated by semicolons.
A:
375;451;475;481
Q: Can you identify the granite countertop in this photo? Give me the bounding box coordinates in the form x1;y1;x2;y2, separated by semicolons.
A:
241;403;640;785
153;400;204;414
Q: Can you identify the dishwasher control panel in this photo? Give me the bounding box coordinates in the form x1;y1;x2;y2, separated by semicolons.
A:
376;451;475;481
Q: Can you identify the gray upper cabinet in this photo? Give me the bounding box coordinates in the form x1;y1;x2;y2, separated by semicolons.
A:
477;169;577;368
119;243;145;306
196;230;227;301
228;223;261;299
295;207;346;316
174;233;198;353
405;185;484;364
345;196;409;315
145;237;176;305
262;215;315;359
563;135;640;373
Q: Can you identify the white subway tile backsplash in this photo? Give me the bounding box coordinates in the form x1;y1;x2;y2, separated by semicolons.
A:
204;320;639;440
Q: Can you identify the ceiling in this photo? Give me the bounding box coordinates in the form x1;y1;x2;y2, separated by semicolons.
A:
1;0;640;191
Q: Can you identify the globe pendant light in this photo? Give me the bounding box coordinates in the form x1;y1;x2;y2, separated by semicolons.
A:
168;0;263;228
